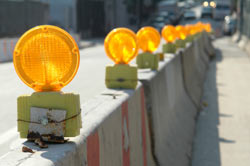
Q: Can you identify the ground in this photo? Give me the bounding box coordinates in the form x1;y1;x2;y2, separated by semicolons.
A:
192;37;250;166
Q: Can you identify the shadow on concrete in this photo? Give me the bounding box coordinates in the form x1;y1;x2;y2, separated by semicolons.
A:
21;140;77;163
191;47;235;166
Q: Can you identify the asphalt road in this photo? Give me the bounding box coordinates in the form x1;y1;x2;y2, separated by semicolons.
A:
0;5;224;157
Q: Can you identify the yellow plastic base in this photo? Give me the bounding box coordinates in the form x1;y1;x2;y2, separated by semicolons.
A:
162;43;176;54
156;53;165;61
105;64;137;89
17;92;82;138
186;35;194;43
136;52;159;70
175;39;186;48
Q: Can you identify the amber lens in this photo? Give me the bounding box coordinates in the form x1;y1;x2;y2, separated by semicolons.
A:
104;28;138;64
205;23;212;33
176;25;187;40
161;25;177;43
137;26;161;53
13;25;80;92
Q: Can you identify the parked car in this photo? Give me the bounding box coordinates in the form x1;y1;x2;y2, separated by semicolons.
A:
213;2;231;20
203;0;216;8
201;6;213;18
183;10;196;20
151;16;171;32
223;16;236;35
157;1;181;24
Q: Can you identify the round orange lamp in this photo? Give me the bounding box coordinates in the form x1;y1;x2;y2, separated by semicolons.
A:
161;25;177;53
204;23;212;33
137;26;161;53
175;25;188;48
15;25;82;140
176;25;188;40
185;24;195;43
105;28;138;89
104;28;138;64
161;25;177;43
136;26;161;69
13;25;80;92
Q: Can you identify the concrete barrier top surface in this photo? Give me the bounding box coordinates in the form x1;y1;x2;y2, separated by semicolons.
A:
0;85;141;166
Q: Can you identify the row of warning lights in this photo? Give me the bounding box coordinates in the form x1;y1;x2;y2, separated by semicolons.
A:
13;22;212;92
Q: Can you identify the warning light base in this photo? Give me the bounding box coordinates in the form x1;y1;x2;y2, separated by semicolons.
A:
162;43;176;54
175;39;186;49
136;52;159;70
156;52;165;61
17;92;82;139
186;35;195;43
105;64;138;89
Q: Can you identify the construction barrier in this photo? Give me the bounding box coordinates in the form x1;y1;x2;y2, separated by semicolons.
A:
138;52;197;165
0;32;213;166
0;38;18;62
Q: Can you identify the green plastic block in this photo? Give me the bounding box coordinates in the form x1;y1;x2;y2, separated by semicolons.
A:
105;64;137;89
136;52;159;70
175;39;186;48
186;35;195;43
162;43;176;53
17;92;82;138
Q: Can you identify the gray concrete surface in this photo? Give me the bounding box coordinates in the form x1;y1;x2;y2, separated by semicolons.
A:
138;51;199;165
0;83;156;166
192;37;250;166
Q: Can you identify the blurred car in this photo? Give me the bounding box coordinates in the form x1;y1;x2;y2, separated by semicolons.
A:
151;16;171;32
187;0;195;7
168;11;179;25
183;10;196;20
223;16;236;35
203;1;216;8
201;7;213;18
213;2;231;20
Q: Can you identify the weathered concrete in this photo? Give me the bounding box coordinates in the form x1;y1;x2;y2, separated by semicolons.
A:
0;84;155;166
138;52;198;166
181;38;208;108
192;37;250;166
202;32;215;57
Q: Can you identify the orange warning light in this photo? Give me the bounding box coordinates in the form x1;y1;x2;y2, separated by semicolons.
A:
161;25;177;43
176;25;188;40
195;22;204;33
136;26;161;53
185;25;191;35
186;24;196;35
13;25;80;92
204;23;212;33
104;28;138;64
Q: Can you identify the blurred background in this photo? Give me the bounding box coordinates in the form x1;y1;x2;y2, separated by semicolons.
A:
0;0;243;39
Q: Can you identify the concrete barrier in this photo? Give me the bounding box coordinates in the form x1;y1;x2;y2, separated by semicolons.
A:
0;38;18;62
0;32;213;166
202;32;215;57
0;84;156;166
181;36;209;108
138;51;198;165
